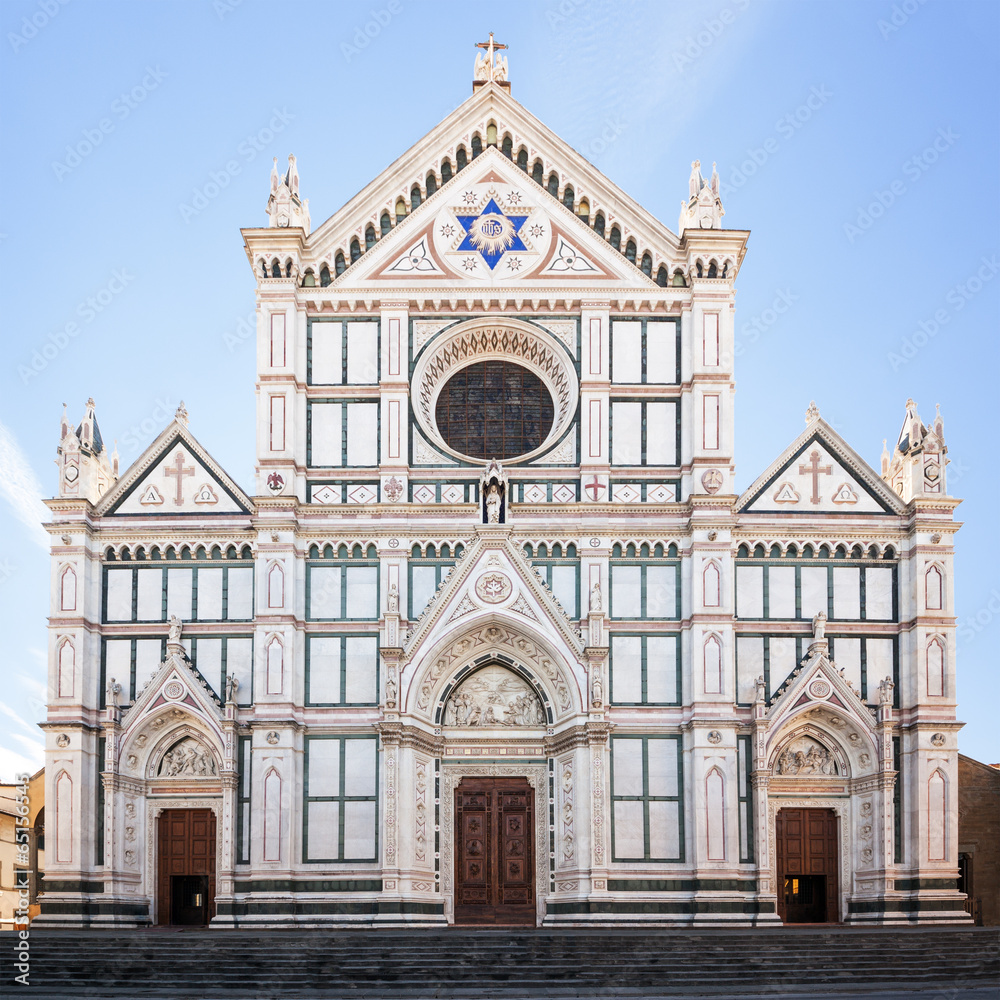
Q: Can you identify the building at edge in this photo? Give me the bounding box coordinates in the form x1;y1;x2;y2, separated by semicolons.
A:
38;40;968;928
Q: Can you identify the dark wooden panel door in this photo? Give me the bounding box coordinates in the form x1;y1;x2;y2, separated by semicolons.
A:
157;808;216;925
776;807;838;923
454;778;534;925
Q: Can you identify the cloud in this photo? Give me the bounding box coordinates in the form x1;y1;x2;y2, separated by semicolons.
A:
0;420;49;549
0;699;43;736
0;745;42;783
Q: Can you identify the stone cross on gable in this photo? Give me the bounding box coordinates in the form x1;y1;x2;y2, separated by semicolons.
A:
799;449;832;504
164;449;195;505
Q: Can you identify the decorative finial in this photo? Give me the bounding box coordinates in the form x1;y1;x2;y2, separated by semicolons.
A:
805;401;820;424
175;401;189;426
473;33;509;90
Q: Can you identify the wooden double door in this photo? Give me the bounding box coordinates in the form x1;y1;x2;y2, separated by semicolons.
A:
775;807;839;923
157;808;216;926
454;778;535;925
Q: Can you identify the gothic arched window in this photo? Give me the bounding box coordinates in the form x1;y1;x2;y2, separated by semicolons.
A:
380;212;391;237
641;252;653;276
532;161;544;185
334;253;346;276
625;240;637;264
610;226;621;251
471;135;482;158
547;172;559;197
426;172;437;196
656;265;669;287
594;213;606;237
441;158;452;182
395;198;406;224
365;225;376;251
517;149;528;172
501;135;513;158
410;186;421;211
350;239;361;262
456;146;467;171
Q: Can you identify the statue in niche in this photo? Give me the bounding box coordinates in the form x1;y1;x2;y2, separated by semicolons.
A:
443;664;544;727
878;676;895;706
387;583;399;613
591;669;604;708
385;669;398;708
225;673;239;704
480;460;507;524
590;579;602;613
106;676;121;709
485;484;502;523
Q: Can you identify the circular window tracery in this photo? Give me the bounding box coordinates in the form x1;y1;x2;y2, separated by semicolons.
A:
410;318;579;465
435;361;553;461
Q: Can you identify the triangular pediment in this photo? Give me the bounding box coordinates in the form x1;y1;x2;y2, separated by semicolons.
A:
737;418;905;515
243;83;748;289
329;147;651;289
121;643;223;733
403;529;585;663
766;640;877;738
97;419;253;516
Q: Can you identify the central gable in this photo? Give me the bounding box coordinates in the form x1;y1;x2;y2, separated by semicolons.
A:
334;148;646;289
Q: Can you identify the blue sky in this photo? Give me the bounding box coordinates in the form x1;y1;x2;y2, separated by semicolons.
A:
0;0;997;775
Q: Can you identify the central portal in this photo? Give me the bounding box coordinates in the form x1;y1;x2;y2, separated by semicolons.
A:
775;807;839;923
454;777;535;925
156;808;217;926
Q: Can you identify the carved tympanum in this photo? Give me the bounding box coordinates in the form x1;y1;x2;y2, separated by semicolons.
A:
443;664;544;727
773;737;838;776
157;738;217;777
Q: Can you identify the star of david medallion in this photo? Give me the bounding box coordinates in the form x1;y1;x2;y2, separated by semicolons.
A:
456;197;528;270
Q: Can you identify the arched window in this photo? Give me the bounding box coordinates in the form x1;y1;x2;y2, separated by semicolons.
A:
271;260;281;277
695;261;704;278
703;562;721;607
501;135;513;158
625;240;637;263
334;253;346;276
410;185;421;211
671;269;686;286
703;635;722;695
456;146;467;171
486;123;497;146
302;270;316;287
610;226;621;251
260;260;268;278
562;185;575;209
285;260;292;277
365;225;376;251
517;149;528;171
380;212;391;237
395;198;406;224
471;135;482;158
640;252;652;276
547;172;559;197
58;639;75;698
425;172;437;196
656;265;669;287
532;161;544;185
267;563;284;609
60;565;77;611
441;158;452;182
925;565;943;610
594;213;606;237
266;636;283;695
578;198;590;224
349;239;361;262
926;637;945;696
707;261;718;278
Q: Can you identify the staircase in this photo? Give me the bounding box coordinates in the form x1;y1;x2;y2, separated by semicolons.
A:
3;925;998;997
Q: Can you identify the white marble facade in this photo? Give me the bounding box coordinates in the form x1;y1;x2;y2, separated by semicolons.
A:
39;54;968;928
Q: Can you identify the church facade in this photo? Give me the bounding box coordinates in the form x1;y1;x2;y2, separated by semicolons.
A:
39;42;968;928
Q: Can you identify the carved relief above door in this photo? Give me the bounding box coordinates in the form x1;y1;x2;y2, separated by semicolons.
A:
454;777;535;925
